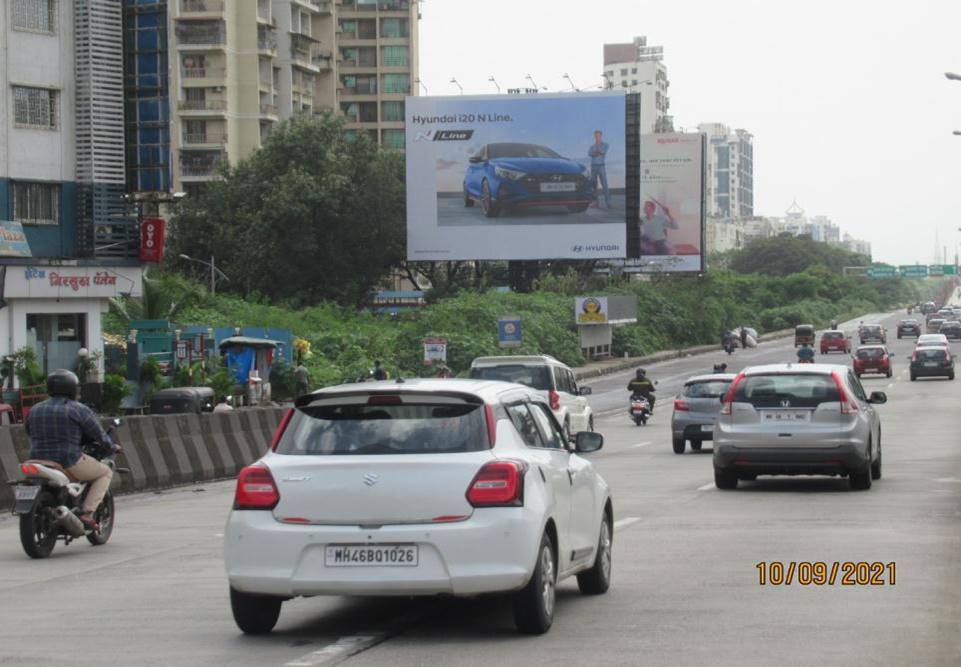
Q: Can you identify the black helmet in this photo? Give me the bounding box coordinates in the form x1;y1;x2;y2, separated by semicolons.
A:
635;368;646;378
47;369;79;398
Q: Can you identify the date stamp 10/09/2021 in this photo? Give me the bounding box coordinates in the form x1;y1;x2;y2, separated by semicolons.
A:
756;561;896;586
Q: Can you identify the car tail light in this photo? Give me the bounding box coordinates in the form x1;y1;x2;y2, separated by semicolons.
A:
673;398;690;412
20;463;39;476
719;373;745;416
270;408;294;451
466;460;527;507
368;394;402;405
831;371;858;414
234;464;280;510
548;390;560;411
485;404;497;447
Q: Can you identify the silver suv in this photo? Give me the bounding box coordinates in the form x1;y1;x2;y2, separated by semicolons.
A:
671;373;735;454
713;364;886;491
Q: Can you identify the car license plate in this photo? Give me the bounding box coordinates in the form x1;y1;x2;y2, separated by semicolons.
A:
762;411;810;422
324;544;418;567
924;361;938;367
540;182;576;193
14;486;40;501
701;424;714;432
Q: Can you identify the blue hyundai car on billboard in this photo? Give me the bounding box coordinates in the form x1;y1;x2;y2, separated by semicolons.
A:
463;142;594;218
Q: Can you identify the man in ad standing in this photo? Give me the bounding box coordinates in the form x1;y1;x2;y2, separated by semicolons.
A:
589;130;611;209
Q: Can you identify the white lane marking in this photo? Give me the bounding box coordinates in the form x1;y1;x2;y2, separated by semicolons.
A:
887;383;894;388
631;441;652;449
696;483;715;491
286;634;386;666
613;517;641;532
934;478;961;484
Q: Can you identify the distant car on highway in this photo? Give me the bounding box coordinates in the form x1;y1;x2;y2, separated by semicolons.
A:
225;379;612;635
916;333;949;348
468;355;593;437
463;142;593;218
858;324;886;344
853;345;893;378
896;319;921;339
713;363;886;491
819;330;850;354
910;347;955;381
671;373;735;454
926;318;945;335
939;321;961;341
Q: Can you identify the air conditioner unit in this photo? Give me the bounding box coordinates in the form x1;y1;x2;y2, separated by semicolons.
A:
213;86;224;92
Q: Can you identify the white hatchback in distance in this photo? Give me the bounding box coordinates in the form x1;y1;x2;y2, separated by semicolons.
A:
224;379;613;635
468;355;594;437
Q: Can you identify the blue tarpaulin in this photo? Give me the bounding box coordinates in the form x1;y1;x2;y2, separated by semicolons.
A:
226;346;255;384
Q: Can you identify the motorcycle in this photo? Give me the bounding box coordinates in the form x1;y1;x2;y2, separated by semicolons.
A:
629;394;653;426
10;418;130;559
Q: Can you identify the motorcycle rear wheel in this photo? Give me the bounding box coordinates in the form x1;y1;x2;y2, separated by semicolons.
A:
87;492;115;546
19;491;58;559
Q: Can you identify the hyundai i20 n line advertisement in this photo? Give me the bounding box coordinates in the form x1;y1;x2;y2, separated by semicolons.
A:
406;92;627;261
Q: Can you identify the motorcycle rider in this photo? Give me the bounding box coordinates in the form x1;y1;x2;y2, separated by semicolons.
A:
721;330;737;353
796;343;816;363
740;327;749;348
25;370;120;531
627;368;656;410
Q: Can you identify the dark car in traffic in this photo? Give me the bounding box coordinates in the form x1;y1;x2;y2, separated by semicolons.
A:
897;319;921;339
859;324;886;344
910;347;955;381
940;321;961;341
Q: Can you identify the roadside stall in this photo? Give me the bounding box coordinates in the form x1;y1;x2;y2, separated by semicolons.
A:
218;336;281;405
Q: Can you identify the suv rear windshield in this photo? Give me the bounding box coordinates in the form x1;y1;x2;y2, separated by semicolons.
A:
915;349;948;361
684;380;731;398
857;348;884;359
734;374;840;408
276;402;489;455
469;365;553;391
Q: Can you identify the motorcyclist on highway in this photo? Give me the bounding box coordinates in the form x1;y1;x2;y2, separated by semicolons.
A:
796;343;816;363
740;327;749;348
25;370;120;531
713;363;728;373
627;369;656;410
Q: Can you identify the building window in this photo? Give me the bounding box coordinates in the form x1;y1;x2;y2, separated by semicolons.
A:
381;73;409;94
631;79;637;86
381;45;408;67
382;129;405;150
379;17;408;38
12;0;56;34
620;68;628;76
381;100;404;121
12;181;60;225
631;67;637;74
12;86;58;129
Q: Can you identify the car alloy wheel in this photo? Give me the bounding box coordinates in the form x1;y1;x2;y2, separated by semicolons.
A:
540;544;556;619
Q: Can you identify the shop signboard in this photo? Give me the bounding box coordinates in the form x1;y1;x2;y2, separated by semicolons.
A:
0;220;32;258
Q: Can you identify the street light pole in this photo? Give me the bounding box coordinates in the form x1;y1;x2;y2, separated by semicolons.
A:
179;253;228;295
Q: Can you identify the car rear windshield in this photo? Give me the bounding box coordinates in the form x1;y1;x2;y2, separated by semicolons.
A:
915;349;948;361
276;402;489;455
469;365;553;391
862;326;881;332
734;374;840;408
684;380;731;398
857;348;884;359
823;332;844;340
488;143;561;159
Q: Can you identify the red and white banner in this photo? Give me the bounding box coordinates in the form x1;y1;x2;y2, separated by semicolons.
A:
140;218;166;263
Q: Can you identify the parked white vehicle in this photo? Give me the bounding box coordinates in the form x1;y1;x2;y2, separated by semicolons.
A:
468;355;594;437
224;379;613;635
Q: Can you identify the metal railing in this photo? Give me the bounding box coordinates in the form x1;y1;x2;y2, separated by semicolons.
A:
260;104;278;115
176;25;226;45
181;67;226;80
178;99;227;111
258;37;277;51
183;132;227;145
181;0;225;13
181;162;222;177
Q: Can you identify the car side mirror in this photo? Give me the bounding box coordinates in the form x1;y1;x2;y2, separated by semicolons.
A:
579;386;593;396
868;391;887;405
468;156;483;164
574;431;603;453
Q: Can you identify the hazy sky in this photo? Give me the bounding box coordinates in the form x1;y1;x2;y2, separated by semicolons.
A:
418;0;961;265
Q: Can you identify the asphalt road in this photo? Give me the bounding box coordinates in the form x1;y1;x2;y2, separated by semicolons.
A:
2;308;961;666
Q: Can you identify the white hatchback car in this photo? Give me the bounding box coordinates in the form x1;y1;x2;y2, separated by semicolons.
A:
468;355;594;437
225;379;613;635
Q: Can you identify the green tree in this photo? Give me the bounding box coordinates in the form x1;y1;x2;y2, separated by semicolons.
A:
169;113;406;307
108;270;205;328
730;234;869;276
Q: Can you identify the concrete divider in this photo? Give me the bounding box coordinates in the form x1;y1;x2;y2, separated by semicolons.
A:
0;407;287;511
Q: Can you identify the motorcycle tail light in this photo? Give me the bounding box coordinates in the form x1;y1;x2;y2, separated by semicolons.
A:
20;463;39;475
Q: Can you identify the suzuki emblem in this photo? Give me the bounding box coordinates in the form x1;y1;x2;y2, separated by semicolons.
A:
363;472;380;487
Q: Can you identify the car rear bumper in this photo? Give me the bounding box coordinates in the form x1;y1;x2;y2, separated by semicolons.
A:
673;421;717;441
714;444;867;475
225;509;541;598
910;364;954;377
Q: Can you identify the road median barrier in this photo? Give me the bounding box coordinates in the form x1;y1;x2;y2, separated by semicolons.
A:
0;407;287;511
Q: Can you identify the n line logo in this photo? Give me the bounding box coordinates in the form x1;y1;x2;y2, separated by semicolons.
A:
414;129;474;142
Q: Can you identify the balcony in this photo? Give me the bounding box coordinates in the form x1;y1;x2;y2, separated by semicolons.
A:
176;22;227;47
179;0;225;15
181;66;226;81
312;51;334;70
378;0;410;10
178;99;227;112
260;103;279;118
180;158;224;179
292;0;330;12
183;132;228;146
290;33;320;71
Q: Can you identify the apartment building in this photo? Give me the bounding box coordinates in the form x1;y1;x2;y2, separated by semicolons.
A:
1;0;143;378
124;0;419;199
603;36;671;134
698;122;754;219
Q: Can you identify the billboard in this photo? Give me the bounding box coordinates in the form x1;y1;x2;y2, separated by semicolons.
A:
406;92;628;261
625;132;705;272
575;297;609;325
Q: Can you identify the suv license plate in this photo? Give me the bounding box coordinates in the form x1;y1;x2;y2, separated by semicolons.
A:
14;486;40;501
325;545;418;567
762;411;810;422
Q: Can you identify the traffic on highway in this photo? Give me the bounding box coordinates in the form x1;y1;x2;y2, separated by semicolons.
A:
3;298;961;665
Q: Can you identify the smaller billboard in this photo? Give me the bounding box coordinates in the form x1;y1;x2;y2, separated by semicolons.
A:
575;297;609;325
423;337;447;364
0;221;32;258
497;316;523;348
140;218;166;263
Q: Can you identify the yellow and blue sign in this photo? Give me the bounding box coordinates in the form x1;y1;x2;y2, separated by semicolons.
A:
0;220;32;258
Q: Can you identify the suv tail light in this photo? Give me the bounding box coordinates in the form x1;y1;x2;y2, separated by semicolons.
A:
270;408;294;451
548;390;560;411
831;371;859;414
673;398;690;412
719;372;745;416
234;464;280;510
466;460;527;507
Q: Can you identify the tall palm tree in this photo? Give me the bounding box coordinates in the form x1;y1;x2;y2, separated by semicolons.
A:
109;271;205;328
